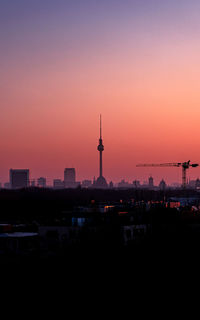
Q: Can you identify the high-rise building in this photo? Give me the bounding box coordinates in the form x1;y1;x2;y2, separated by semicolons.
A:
148;176;154;188
37;177;46;188
10;169;29;189
93;115;107;188
64;168;76;188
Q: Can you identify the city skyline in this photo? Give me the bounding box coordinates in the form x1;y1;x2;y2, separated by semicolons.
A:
2;120;200;186
1;1;200;184
1;114;200;185
3;164;200;189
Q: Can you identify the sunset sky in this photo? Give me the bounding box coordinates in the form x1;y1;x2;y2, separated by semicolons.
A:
1;0;200;185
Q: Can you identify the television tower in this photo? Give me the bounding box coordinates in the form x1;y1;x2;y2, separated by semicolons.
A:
94;115;107;188
98;115;104;177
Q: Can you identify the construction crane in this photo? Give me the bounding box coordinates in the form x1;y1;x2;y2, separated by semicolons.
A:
136;160;199;189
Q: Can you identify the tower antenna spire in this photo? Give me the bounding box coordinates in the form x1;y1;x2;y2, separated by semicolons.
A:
100;114;102;139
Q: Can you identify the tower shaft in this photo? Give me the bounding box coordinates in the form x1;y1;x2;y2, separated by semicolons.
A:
100;150;103;177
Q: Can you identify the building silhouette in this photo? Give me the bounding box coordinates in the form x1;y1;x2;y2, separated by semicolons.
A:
148;176;154;188
37;177;46;188
195;178;200;189
93;115;107;188
82;180;92;188
159;179;166;191
118;179;130;188
53;179;64;189
30;180;35;187
10;169;29;189
109;181;114;188
133;180;140;188
4;182;10;189
64;168;77;188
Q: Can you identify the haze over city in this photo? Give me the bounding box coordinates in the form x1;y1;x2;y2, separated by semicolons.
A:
1;0;200;185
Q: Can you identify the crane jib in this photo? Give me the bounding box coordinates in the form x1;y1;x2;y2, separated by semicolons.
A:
136;161;199;188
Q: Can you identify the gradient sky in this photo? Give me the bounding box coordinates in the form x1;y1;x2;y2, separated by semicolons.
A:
1;0;200;185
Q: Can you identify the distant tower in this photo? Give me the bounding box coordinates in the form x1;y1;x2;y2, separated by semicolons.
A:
159;179;166;191
94;115;107;188
98;115;104;178
109;181;114;188
148;176;154;188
